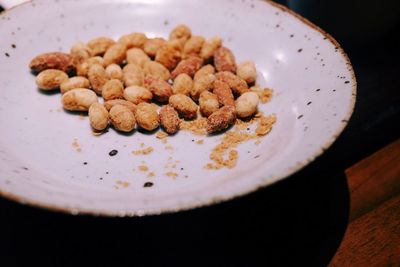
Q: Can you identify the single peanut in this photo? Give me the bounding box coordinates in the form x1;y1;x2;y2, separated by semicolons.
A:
173;73;193;96
207;106;236;134
102;79;124;101
200;36;222;61
109;105;136;132
199;91;220;117
118;33;147;49
169;24;192;46
169;94;198;120
61;88;98;111
105;64;123;81
183;35;205;58
171;56;203;79
88;64;109;94
213;79;235;107
103;43;127;66
191;73;216;101
135;102;160;131
126;48;151;68
235;92;259;118
89;103;109;131
237;61;257;84
155;40;182;70
70;42;93;64
214;47;237;73
144;77;173;103
215;71;249;96
123;64;144;87
104;99;137;114
36;69;68;90
143;61;171;81
124;86;153;104
159;105;180;134
60;76;90;94
194;64;215;80
29;52;75;74
76;56;105;77
144;38;167;58
87;37;116;56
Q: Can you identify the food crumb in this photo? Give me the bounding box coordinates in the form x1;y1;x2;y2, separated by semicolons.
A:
72;138;82;152
256;114;277;136
138;165;149;172
196;140;204;145
165;145;174;151
156;131;169;139
180;118;208;135
165;172;178;178
147;172;156;178
116;180;130;188
133;146;154;155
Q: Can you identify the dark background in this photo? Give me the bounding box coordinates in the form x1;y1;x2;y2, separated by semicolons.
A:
1;1;400;266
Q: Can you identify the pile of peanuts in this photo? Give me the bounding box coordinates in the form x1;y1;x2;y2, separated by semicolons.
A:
30;25;264;135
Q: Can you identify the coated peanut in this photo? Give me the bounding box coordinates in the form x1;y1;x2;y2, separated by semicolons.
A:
191;73;216;101
29;52;75;74
207;106;236;134
88;37;116;56
109;105;136;132
235;92;259;118
144;77;173;103
76;56;105;77
70;42;92;64
36;69;68;90
102;79;124;101
118;33;147;49
171;56;203;79
215;71;249;96
169;24;192;46
199;91;220;117
214;47;237;73
159;105;180;134
194;64;215;80
213;79;235;107
104;99;137;114
88;64;109;94
237;61;257;84
123;86;153;104
183;35;205;58
135;103;160;131
126;48;151;68
62;88;98;111
173;73;193;96
60;76;90;94
169;94;198;120
143;38;167;58
123;64;144;87
200;36;222;61
105;64;123;81
143;61;171;81
155;40;182;70
103;43;127;66
89;103;109;131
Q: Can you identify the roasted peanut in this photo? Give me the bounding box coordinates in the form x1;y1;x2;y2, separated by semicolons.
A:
70;42;93;64
87;37;116;56
214;47;237;73
109;105;136;132
169;24;192;46
118;33;147;49
88;64;109;94
213;79;235;107
159;105;180;134
135;102;160;131
62;88;98;111
169;94;198;120
76;56;105;77
215;71;249;96
123;64;144;87
36;69;68;90
199;91;220;117
171;56;203;79
237;61;257;84
155;40;182;70
89;103;109;131
60;76;90;94
29;52;75;74
173;73;193;96
104;99;137;114
143;38;167;57
191;73;216;101
207;106;236;134
124;86;153;104
144;77;173;103
103;43;127;66
235;92;259;118
194;64;215;80
143;61;171;81
183;35;205;58
105;64;123;81
102;79;124;101
126;48;151;68
200;36;222;61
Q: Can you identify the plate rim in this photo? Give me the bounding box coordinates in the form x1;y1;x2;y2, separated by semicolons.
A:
0;0;357;217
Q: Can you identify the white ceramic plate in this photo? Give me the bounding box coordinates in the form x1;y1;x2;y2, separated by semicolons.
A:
0;0;356;216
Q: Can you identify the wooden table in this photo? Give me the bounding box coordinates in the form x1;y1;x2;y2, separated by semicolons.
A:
0;2;399;267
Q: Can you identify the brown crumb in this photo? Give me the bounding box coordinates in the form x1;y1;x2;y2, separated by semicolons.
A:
147;172;156;178
165;172;178;178
72;138;82;152
133;146;154;155
116;180;130;188
138;165;149;172
79;113;86;120
256;114;277;136
196;140;204;145
156;131;169;139
165;145;174;151
260;88;274;104
180;118;208;135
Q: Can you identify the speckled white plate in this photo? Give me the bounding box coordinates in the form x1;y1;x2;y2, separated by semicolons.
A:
0;0;356;216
